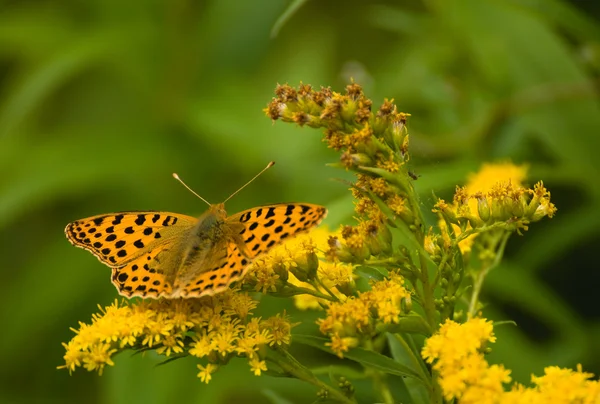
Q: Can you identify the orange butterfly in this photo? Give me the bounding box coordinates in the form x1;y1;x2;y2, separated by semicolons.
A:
65;162;327;299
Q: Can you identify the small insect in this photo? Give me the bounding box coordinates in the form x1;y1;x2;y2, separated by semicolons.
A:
65;162;327;299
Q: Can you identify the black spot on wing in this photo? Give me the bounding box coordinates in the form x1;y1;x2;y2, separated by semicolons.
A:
135;215;146;225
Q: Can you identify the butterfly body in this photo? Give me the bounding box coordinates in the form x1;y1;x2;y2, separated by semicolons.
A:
66;203;327;299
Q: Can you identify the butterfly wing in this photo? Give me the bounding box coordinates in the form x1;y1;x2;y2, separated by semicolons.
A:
65;212;196;266
173;239;247;298
65;212;197;298
230;203;328;258
175;203;328;298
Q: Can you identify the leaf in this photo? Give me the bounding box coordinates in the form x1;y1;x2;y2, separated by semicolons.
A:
354;266;387;282
262;389;295;404
387;333;431;404
270;0;309;38
293;334;425;383
310;365;368;380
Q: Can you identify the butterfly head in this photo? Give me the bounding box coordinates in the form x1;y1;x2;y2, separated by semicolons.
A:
209;203;228;219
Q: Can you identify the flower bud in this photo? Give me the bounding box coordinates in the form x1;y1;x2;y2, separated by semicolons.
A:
289;251;319;282
476;195;491;222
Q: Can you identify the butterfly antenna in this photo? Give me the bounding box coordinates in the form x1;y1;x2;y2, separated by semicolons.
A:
172;173;212;207
223;161;275;204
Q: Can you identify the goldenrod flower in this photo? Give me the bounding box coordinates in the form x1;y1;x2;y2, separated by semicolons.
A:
434;162;555;254
243;228;354;310
319;274;410;357
423;319;600;403
197;363;218;384
60;291;294;383
249;357;268;376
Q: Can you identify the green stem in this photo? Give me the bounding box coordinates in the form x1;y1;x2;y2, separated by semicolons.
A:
418;251;438;330
313;278;338;300
467;232;509;317
267;348;356;404
287;286;338;302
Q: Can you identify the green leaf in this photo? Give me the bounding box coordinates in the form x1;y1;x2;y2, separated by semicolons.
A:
354;265;387;281
270;0;309;38
293;334;425;383
387;333;431;404
310;365;368;380
262;389;295;404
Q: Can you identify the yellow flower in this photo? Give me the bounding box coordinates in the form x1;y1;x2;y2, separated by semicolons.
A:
197;363;218;384
189;334;212;358
81;343;116;375
155;334;184;356
319;274;410;357
325;333;358;358
60;292;294;382
466;162;528;194
434;162;556;254
262;312;293;346
422;318;509;401
248;357;268;376
244;227;353;310
423;319;600;402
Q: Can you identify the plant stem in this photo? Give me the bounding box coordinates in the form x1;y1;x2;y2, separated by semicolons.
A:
467;233;509;317
267;348;357;404
289;286;338;302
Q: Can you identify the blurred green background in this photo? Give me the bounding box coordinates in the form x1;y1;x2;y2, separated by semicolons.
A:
2;0;600;403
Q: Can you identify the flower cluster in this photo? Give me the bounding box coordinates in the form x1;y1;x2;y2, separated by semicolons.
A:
266;83;414;269
422;319;600;403
242;228;355;309
59;291;293;381
58;82;580;404
318;273;411;357
433;175;556;254
422;318;511;401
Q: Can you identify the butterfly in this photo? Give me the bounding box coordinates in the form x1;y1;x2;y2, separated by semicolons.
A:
65;163;327;299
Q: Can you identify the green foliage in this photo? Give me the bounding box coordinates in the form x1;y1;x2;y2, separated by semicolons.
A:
1;0;599;403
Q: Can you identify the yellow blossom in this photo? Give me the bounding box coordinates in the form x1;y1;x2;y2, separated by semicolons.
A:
326;333;357;358
60;292;294;382
248;357;268;376
422;319;600;403
156;334;184;356
197;363;218;384
262;312;293;346
319;274;410;357
466;162;528;194
244;227;353;310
